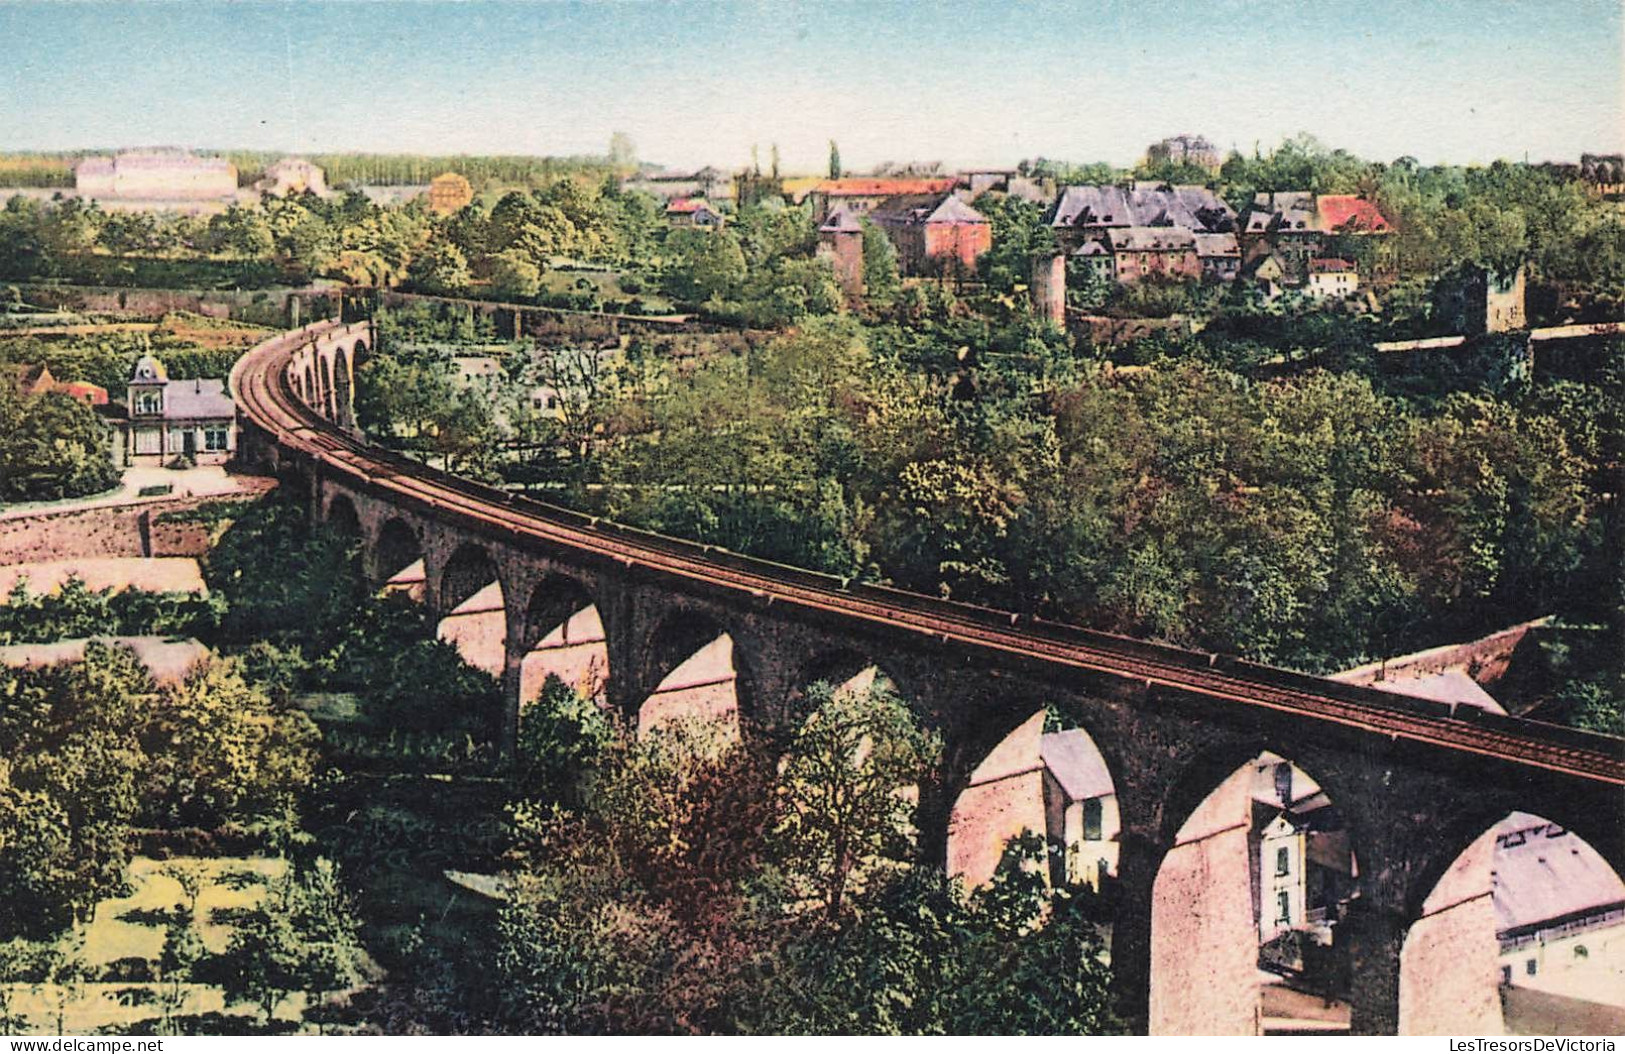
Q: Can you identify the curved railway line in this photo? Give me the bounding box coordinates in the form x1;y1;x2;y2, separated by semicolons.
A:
234;322;1625;787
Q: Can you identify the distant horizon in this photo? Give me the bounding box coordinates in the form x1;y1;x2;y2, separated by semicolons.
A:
4;135;1620;178
1;1;1620;173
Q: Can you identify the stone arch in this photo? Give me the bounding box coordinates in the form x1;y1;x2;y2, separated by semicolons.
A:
373;517;424;594
433;542;507;679
636;608;751;741
322;351;340;421
518;573;610;706
785;648;915;723
1149;749;1365;1036
303;362;318;410
1399;812;1625;1036
331;345;354;426
323;492;361;537
946;702;1122;894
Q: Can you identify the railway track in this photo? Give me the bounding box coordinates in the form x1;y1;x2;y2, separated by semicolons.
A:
234;323;1625;787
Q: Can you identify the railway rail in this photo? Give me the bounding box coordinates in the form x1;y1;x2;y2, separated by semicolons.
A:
234;322;1625;787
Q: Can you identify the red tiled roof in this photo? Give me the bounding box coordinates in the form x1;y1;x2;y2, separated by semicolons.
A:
1316;195;1391;233
666;197;707;214
57;381;109;405
1310;257;1356;274
815;177;958;198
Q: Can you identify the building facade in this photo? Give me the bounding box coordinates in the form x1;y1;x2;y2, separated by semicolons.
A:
867;192;992;276
253;158;328;197
75;149;238;202
122;355;236;465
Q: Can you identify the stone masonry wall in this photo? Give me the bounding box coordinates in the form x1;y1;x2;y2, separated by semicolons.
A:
0;485;275;565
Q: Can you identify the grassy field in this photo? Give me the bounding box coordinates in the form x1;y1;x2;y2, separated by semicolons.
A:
3;856;298;1035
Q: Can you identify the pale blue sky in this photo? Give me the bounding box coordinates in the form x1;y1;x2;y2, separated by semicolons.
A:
0;0;1619;172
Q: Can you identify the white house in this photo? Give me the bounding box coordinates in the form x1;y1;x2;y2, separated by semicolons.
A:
122;355;236;466
1039;728;1119;890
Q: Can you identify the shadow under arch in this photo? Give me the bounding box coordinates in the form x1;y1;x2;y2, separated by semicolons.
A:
372;517;424;595
636;607;753;743
1149;749;1364;1036
1399;811;1625;1036
433;542;507;679
518;572;610;705
323;493;361;537
331;345;354;425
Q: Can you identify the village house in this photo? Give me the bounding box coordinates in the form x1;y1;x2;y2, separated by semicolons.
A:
1073;225;1201;284
817;206;866;303
1046;181;1236;253
1306;257;1359;299
1493;813;1625;1006
1248;759;1358;979
867;192;992;276
9;364;109;406
120;354;235;466
252;157;328;198
1039;728;1120;891
664;197;726;229
806;176;960;221
1239;192;1390;283
1195;232;1242;281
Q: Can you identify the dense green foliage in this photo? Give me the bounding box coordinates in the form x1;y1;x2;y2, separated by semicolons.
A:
0;577;223;643
206;496;503;742
385;309;1619;678
490;681;1119;1035
0;386;119;502
0;643;318;938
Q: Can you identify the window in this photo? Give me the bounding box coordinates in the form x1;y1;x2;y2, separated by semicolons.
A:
1525;958;1537;976
1501;965;1512;985
1083;798;1103;841
1275;890;1291;925
134;390;162;416
1574;945;1589;960
1276;847;1291;876
204;426;230;452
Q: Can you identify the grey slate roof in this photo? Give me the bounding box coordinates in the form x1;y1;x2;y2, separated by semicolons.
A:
869;192;989;227
1105;226;1197;252
1040;729;1115;802
159;377;234;420
1194;232;1241;258
1493;813;1625;935
1243;191;1318;233
1048;182;1235;233
819;205;864;234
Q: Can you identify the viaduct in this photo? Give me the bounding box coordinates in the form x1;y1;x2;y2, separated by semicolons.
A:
232;317;1625;1036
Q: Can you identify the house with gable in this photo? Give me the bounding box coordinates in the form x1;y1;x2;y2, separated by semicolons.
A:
1039;728;1120;890
867;192;992;276
121;354;236;465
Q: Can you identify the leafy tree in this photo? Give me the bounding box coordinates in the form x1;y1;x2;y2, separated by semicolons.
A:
407;241;472;296
774;680;940;921
0;388;119;502
219;859;365;1026
860;221;900;306
158;920;205;1034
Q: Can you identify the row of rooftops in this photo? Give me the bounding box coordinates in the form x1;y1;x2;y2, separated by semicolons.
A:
818;191;992;235
1048;183;1391;236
